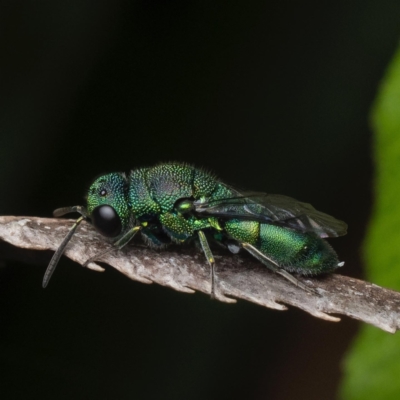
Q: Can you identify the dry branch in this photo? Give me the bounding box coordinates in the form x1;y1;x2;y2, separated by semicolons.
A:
0;216;399;333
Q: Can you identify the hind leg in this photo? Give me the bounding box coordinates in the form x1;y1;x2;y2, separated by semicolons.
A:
242;242;318;295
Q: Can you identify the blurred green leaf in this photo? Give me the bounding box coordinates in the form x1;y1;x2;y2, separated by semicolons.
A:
340;44;400;399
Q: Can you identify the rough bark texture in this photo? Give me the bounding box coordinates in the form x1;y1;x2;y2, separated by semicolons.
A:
0;216;399;333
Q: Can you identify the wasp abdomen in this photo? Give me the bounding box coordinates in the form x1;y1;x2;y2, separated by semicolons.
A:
224;219;339;275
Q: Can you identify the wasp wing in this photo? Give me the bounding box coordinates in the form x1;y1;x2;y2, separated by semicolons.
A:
194;189;347;238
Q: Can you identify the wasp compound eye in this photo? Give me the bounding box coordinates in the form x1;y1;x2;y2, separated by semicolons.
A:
91;205;122;238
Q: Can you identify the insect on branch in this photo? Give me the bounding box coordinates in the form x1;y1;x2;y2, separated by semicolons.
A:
1;215;400;334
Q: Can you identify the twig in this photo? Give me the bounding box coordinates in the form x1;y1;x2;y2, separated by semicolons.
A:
0;216;399;333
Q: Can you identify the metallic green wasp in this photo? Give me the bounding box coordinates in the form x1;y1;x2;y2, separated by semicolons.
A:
43;163;347;295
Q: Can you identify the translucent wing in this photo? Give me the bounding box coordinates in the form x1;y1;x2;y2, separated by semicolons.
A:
194;189;347;238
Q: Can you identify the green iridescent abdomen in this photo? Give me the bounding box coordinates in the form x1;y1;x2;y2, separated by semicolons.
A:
224;219;338;274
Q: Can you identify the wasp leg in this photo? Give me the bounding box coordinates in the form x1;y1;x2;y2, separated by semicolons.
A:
141;228;171;248
83;225;142;267
198;230;216;299
242;242;318;295
159;212;194;242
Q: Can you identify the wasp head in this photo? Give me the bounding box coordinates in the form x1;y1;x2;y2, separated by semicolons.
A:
86;173;130;238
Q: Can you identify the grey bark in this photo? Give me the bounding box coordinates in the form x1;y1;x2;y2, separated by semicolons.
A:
0;216;399;333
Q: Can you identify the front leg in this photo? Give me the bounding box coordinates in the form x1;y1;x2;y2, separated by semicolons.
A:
83;225;142;267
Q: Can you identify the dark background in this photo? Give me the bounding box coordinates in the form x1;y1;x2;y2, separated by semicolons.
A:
1;1;399;399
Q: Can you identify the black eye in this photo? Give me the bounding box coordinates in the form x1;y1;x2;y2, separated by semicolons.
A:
100;189;107;196
91;205;122;238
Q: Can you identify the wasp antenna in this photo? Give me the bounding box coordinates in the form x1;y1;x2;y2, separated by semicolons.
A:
53;205;87;218
42;216;84;288
53;206;77;217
